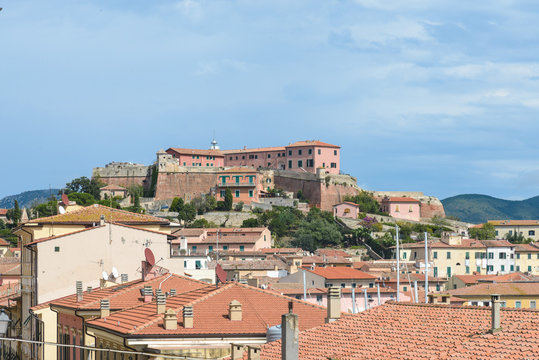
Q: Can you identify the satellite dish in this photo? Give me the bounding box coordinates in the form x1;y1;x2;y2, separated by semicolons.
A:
144;248;155;266
102;271;109;281
58;206;66;214
111;267;119;278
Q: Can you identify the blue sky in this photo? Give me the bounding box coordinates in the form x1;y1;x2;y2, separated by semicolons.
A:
1;0;539;201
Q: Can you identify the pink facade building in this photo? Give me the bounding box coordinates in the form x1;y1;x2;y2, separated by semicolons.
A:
333;202;360;219
381;197;421;221
166;148;225;168
216;168;263;205
223;140;341;174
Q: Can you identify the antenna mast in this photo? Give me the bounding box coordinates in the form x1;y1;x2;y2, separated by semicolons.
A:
396;224;400;302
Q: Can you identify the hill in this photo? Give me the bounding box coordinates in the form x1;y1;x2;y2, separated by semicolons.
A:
442;194;539;224
0;189;60;209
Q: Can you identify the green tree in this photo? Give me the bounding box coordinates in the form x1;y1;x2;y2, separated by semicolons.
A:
170;197;184;213
63;176;104;199
187;218;218;228
6;200;22;226
241;218;259;228
469;222;496;240
67;192;96;206
178;203;197;224
205;196;217;212
134;194;141;211
292;217;343;252
223;189;233;211
344;191;384;215
33;200;58;218
505;230;532;244
234;201;244;212
96;199;121;209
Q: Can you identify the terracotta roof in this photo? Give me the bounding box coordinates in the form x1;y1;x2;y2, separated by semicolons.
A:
0;238;9;246
209;260;287;271
448;282;539;297
302;256;352;265
481;240;515;247
489;220;539;226
49;274;211;310
27;204;169;225
172;228;206;237
286;140;340;148
258;302;539;359
222;146;286;154
315;249;351;258
272;286;397;295
167;148;224;157
260;248;302;254
383;197;420;203
454;272;534;285
0;261;21;276
100;184;127;191
400;239;486;249
86;282;327;337
334;201;359;207
306;267;376;280
191;235;264;244
0;209;7;216
377;272;444;283
207;228;268;234
515;243;539;252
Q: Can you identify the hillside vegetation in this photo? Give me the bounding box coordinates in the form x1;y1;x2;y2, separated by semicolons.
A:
0;189;60;209
442;194;539;224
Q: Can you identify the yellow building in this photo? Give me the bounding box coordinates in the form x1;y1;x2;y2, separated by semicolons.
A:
447;282;539;309
489;219;539;241
514;243;539;275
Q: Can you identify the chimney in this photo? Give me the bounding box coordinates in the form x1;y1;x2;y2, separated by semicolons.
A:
490;294;502;333
121;274;128;283
183;305;194;328
281;307;299;360
156;293;166;314
87;286;92;293
76;281;83;302
99;214;105;226
163;309;177;330
326;287;341;323
247;345;261;360
170;289;177;296
100;299;110;318
143;286;153;303
231;344;246;360
229;300;242;321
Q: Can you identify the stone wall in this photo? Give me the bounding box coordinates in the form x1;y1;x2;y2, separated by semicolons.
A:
154;172;219;201
198;211;257;227
93;162;151;189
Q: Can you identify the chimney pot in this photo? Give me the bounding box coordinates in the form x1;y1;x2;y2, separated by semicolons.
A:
247;345;261;360
183;306;194;328
100;299;110;318
281;311;299;360
121;274;128;283
143;285;153;303
99;214;105;226
229;300;242;321
231;344;246;360
490;294;502;333
170;289;177;296
87;286;92;293
163;309;177;330
156;293;166;314
326;286;341;323
76;281;83;302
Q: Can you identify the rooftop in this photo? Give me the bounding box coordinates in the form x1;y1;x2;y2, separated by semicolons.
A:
515;243;539;252
166;147;224;157
305;267;376;280
86;282;327;337
383;197;420;203
489;220;539;226
100;184;127;191
259;302;539;359
222;146;287;154
454;272;535;285
286;140;340;148
448;282;539;297
209;259;287;271
26;204;169;225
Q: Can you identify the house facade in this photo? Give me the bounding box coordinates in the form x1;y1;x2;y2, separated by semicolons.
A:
381;197;421;221
514;243;539;274
166;147;225;168
333;202;360;219
216;168;263;205
489;220;539;241
280;268;377;289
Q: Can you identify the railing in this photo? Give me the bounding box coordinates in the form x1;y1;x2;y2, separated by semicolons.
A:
217;182;256;187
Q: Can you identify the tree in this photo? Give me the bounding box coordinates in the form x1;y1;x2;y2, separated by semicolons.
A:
170;197;184;213
63;176;104;199
67;192;96;206
344;191;383;215
292;217;343;252
178;203;196;224
241;218;259;228
6;200;22;226
33;200;58;218
205;196;217;212
134;194;141;211
188;218;218;228
469;222;496;240
505;230;532;244
234;201;244;212
223;189;233;211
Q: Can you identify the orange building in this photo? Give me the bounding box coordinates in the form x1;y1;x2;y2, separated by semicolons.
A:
216;167;263;204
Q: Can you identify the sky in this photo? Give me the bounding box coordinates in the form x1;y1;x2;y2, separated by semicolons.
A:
1;0;539;201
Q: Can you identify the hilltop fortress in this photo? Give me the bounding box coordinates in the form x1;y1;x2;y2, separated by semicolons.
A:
92;139;445;218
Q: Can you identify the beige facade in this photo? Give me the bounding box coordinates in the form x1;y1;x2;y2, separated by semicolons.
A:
515;243;539;274
490;220;539;241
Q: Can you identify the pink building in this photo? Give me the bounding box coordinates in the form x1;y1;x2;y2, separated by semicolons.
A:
333;202;360;219
381;196;421;221
166;147;225;168
223;140;341;174
172;227;272;254
216;168;263;205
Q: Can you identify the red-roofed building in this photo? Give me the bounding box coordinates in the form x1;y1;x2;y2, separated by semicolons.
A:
332;202;360;219
447;272;536;290
280;267;376;289
0;209;8;222
257;300;539;359
223;140;340;174
82;281;327;358
166;147;225;168
216;167;264;204
381;196;421;221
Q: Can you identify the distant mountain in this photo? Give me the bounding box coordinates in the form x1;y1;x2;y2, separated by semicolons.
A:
0;189;60;209
442;194;539;224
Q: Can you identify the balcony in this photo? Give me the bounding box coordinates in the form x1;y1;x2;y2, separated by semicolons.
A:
218;182;256;187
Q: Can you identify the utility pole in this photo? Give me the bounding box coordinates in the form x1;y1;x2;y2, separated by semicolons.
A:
396;224;400;302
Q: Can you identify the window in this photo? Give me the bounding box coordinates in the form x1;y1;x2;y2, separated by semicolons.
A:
516;265;520;271
446;267;451;277
298;149;302;155
465;266;470;274
433;267;438;277
436;284;440;291
369;283;374;288
308;149;312;155
510;265;514;271
235;190;240;198
183;162;186;166
220;190;226;198
403;286;407;291
487;265;494;272
341;283;345;288
403;252;407;259
488;252;494;259
537;254;539;259
517;253;521;259
531;300;537;309
208;245;213;252
446;251;451;259
395;205;400;212
413;251;417;259
249;190;253;197
330;162;337;168
501;301;506;307
318;149;321;155
267;154;271;158
495;230;499;236
316;295;322;303
515;301;521;308
528;253;532;259
499;252;506;259
306;159;314;167
501;265;505;272
195;260;201;269
240;245;245;252
529;230;535;236
184;260;187;267
465;252;470;259
298;160;303;168
476;266;481;273
509;230;513;235
288;150;292;156
334;150;337;155
351;283;356;288
242;155;245;160
54;246;60;252
288;160;292;168
528;265;532;272
192;245;197;252
409;205;413;212
433;251;438;259
223;245;228;250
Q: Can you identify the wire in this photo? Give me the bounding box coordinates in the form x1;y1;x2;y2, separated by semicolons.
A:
0;337;216;359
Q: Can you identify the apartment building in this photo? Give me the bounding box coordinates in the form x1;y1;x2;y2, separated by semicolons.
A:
166;147;225;167
514;243;539;274
489;220;539;241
